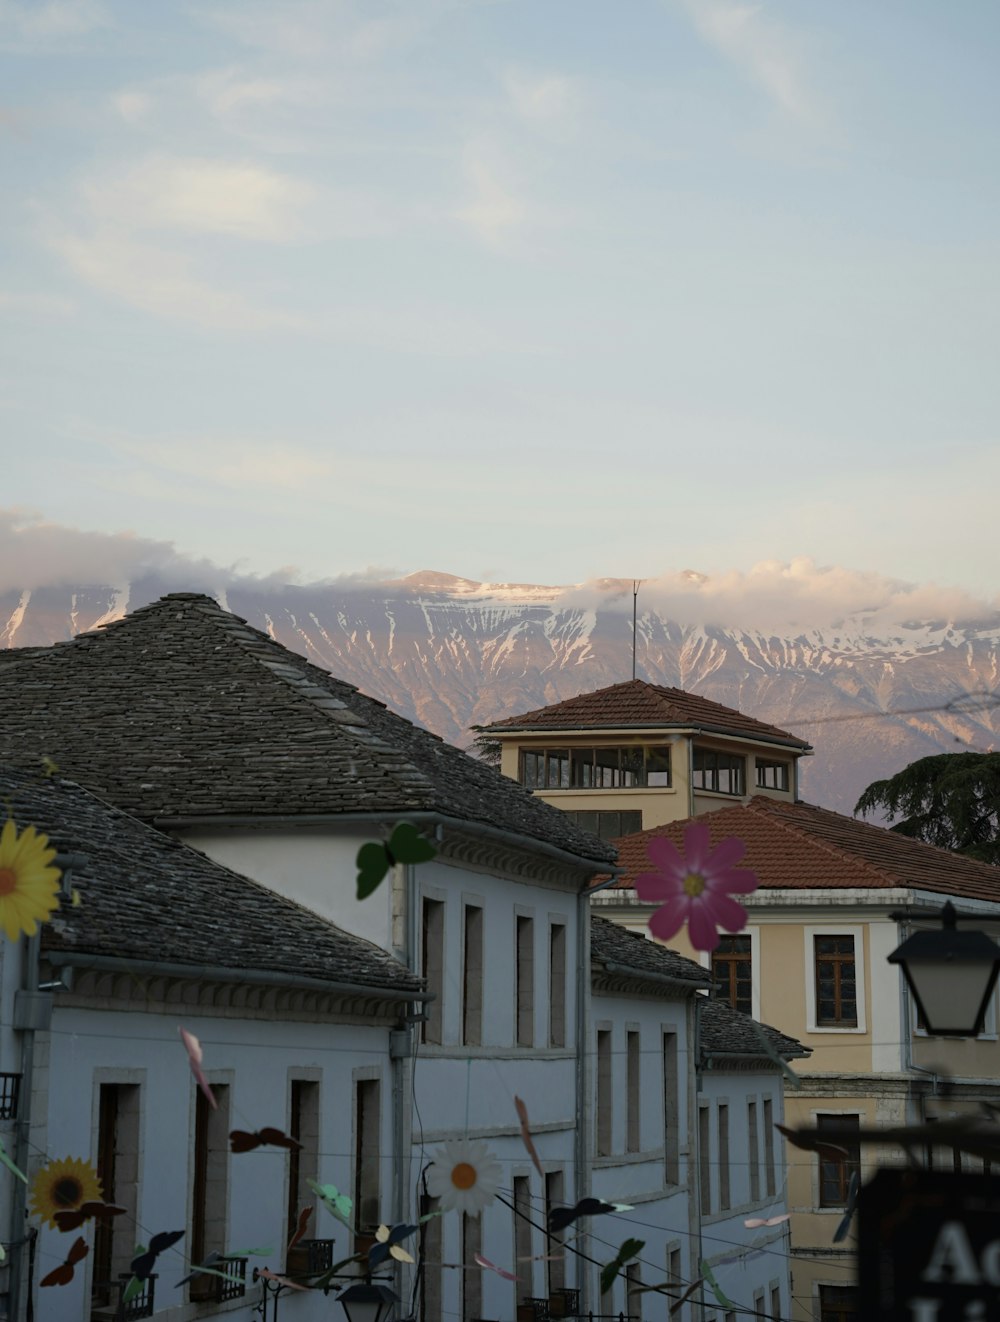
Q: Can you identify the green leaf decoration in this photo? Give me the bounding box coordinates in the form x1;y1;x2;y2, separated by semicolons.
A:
600;1237;645;1295
700;1259;734;1309
356;822;436;900
0;1136;27;1184
121;1273;143;1305
750;1020;801;1089
307;1178;354;1228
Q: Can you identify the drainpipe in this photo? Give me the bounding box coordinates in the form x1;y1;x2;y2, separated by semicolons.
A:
575;883;592;1314
690;996;704;1293
8;852;84;1322
687;741;695;818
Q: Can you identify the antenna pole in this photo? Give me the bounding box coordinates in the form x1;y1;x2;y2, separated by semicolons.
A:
632;580;640;680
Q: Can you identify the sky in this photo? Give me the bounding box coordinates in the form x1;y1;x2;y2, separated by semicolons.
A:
3;0;1000;598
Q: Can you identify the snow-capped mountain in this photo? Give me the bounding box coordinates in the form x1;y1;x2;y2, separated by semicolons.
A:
4;571;999;816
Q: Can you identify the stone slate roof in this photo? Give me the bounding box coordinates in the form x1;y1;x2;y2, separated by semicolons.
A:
590;915;711;987
608;796;1000;904
486;679;811;751
0;593;615;866
699;997;810;1062
0;768;421;994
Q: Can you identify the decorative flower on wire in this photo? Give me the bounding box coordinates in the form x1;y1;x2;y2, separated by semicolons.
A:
0;819;61;942
425;1139;502;1216
30;1156;102;1230
634;821;758;951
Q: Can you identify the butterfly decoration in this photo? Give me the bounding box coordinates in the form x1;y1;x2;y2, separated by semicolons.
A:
548;1197;634;1234
179;1028;216;1110
40;1236;88;1287
750;1022;801;1089
287;1207;312;1254
54;1200;126;1232
514;1096;544;1180
743;1213;791;1229
369;1222;418;1268
255;1266;311;1292
474;1252;520;1282
230;1127;302;1154
307;1179;353;1228
356;823;436;900
122;1229;186;1302
833;1172;861;1244
700;1259;734;1309
600;1237;645;1296
776;1123;849;1163
0;1136;27;1184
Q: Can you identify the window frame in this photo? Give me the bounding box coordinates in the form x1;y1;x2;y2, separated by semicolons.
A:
519;744;672;791
815;1113;861;1209
692;747;746;796
804;926;867;1033
711;934;753;1015
755;758;790;791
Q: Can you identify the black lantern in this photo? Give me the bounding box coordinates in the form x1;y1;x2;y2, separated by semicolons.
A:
338;1281;399;1322
889;902;1000;1037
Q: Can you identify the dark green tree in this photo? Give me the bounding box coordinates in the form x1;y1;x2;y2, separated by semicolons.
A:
855;751;1000;864
468;725;502;768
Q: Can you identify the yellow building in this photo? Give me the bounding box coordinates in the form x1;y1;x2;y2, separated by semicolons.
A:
486;681;1000;1322
485;677;812;837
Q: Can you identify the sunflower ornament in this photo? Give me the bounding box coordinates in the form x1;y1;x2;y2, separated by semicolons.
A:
425;1139;501;1216
0;819;62;942
30;1157;103;1230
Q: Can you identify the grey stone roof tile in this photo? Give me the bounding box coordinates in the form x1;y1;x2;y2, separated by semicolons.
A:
0;768;421;994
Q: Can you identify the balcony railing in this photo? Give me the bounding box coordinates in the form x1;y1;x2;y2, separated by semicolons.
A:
0;1072;21;1120
90;1273;155;1321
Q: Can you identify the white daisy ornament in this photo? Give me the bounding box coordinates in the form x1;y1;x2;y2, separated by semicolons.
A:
425;1139;501;1216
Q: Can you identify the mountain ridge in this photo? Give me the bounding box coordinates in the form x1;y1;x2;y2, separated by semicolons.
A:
3;575;998;816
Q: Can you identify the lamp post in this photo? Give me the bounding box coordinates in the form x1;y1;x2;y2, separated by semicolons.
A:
337;1281;399;1322
889;901;1000;1037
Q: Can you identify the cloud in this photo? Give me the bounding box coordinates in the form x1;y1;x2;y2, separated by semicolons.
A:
47;223;305;331
0;509;401;595
81;155;313;242
503;69;582;132
0;290;76;319
111;90;151;123
93;433;338;492
0;0;109;44
675;0;819;125
455;147;526;241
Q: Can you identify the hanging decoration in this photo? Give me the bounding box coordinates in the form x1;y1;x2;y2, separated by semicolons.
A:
635;822;758;951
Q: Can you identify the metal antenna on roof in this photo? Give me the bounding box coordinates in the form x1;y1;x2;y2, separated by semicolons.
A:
631;580;641;681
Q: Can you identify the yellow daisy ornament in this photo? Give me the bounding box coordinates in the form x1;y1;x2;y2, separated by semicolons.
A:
30;1156;102;1230
425;1139;502;1216
0;819;61;942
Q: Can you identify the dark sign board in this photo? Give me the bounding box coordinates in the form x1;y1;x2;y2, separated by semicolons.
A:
859;1168;1000;1321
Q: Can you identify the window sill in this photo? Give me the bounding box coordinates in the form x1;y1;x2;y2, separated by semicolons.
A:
806;1025;867;1035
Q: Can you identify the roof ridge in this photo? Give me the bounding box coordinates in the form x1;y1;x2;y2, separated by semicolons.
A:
742;797;900;888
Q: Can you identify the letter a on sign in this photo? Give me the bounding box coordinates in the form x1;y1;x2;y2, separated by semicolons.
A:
922;1222;982;1286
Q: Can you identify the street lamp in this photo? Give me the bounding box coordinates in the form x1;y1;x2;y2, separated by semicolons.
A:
889;901;1000;1037
337;1281;399;1322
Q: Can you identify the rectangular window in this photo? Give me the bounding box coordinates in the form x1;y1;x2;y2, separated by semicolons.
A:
712;935;752;1014
626;1263;643;1319
626;1031;641;1153
756;759;790;791
92;1084;141;1306
567;809;643;839
287;1080;319;1237
663;1032;679;1184
462;1213;482;1321
748;1100;760;1202
597;1030;613;1156
771;1284;782;1322
191;1084;230;1301
422;899;444;1044
718;1104;730;1211
463;905;484;1046
817;1114;861;1207
545;1171;566;1296
699;1105;711;1213
354;1079;380;1245
754;1290;766;1322
763;1098;775;1196
516;916;534;1047
521;746;671;790
668;1245;683;1320
549;923;567;1048
692;748;746;796
513;1176;532;1304
420;1195;441;1321
819;1285;859;1322
814;936;858;1027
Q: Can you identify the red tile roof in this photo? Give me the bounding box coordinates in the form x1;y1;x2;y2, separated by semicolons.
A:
605;796;1000;905
486;679;810;750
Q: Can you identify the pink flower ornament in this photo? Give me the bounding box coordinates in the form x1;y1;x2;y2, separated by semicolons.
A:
635;822;758;951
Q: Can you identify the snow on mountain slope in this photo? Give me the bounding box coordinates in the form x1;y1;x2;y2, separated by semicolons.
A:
2;574;998;816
